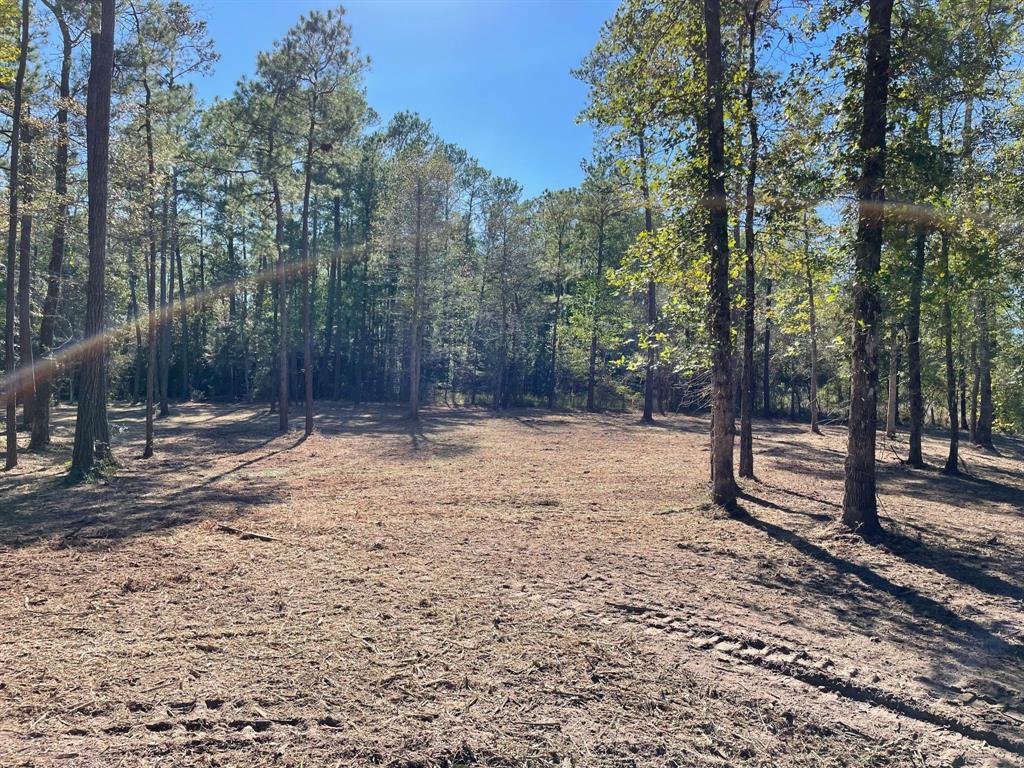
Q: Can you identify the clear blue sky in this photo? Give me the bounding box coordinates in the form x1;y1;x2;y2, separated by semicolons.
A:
191;0;618;197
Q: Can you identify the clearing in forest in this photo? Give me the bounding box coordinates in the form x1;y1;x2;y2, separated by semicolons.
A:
1;402;1023;767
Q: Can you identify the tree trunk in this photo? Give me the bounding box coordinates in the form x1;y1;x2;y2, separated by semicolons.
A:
140;64;158;459
704;0;737;509
761;277;771;416
738;3;759;476
548;230;564;410
958;360;967;431
975;291;993;449
70;0;115;480
272;167;289;433
300;108;316;436
842;0;892;533
324;196;340;393
939;232;958;474
639;133;657;423
805;213;821;435
885;321;898;437
18;119;36;433
587;226;605;412
409;178;425;420
158;186;170;417
969;340;979;442
31;2;74;450
907;228;925;466
173;173;189;400
4;0;28;469
127;245;143;403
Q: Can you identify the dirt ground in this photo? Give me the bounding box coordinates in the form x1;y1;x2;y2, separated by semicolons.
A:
1;402;1023;767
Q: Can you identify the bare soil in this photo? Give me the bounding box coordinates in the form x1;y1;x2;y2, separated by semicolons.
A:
1;402;1023;767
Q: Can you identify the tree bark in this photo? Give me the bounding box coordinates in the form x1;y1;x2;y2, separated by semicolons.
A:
32;1;74;449
969;340;979;442
127;245;143;403
4;0;28;469
907;228;925;466
639;133;657;423
704;0;737;509
586;224;605;413
300;105;316;436
548;227;564;410
885;321;899;437
139;59;158;459
272;157;289;433
738;2;759;476
158;185;170;417
70;0;115;480
18;118;36;433
761;277;771;416
975;291;993;448
324;196;340;394
939;232;958;474
842;0;893;533
805;213;821;435
409;178;425;420
173;173;189;399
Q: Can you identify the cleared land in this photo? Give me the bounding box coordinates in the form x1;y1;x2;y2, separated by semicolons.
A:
1;402;1023;767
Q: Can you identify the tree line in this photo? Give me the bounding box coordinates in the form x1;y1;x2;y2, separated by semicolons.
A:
1;0;1022;530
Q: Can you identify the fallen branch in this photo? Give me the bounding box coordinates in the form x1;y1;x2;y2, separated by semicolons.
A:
215;524;279;543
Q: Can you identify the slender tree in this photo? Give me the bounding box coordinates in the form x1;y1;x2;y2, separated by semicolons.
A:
31;0;84;449
70;0;115;480
738;0;760;477
4;0;28;470
843;0;894;532
704;0;737;508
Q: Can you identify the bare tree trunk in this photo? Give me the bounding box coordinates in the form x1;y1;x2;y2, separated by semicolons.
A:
805;213;821;435
32;1;74;449
158;185;171;417
939;232;958;474
127;245;143;403
272;168;289;433
4;0;28;469
761;277;771;416
586;227;605;412
324;196;340;393
738;3;759;476
18;119;36;433
907;228;924;466
173;173;189;400
144;205;157;458
885;321;899;437
639;133;657;423
975;291;993;449
409;178;424;420
969;340;978;442
70;0;115;480
548;230;564;410
958;359;967;431
704;0;737;509
842;0;892;533
300;109;316;436
139;56;158;458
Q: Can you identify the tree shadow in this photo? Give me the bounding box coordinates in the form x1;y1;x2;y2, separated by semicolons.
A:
0;406;303;551
879;529;1024;602
738;490;833;522
737;513;1024;662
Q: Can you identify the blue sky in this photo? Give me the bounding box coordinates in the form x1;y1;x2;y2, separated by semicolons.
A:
191;0;618;197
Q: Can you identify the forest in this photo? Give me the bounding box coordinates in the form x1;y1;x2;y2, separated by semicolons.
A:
2;0;1024;765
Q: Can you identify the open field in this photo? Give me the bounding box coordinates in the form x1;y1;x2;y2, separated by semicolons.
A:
1;402;1023;767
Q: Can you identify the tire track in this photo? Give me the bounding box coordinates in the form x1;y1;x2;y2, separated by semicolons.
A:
608;601;1024;757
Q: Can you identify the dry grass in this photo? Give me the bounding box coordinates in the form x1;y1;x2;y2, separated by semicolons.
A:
1;401;1022;767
